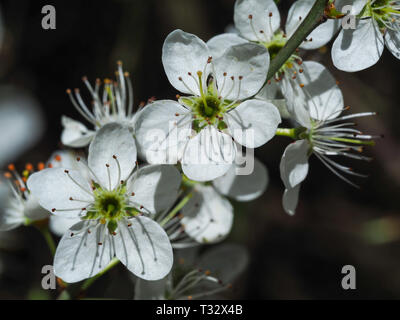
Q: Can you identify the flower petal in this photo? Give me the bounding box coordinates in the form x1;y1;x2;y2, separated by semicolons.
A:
385;29;400;60
114;216;173;280
88;123;137;190
61;116;95;148
207;33;248;60
182;186;233;244
162;29;211;96
332;18;384;72
282;61;343;122
280;140;310;189
213;157;268;202
128;165;181;215
282;185;301;216
27;168;93;218
198;244;249;283
182;126;236;182
335;0;368;15
49;215;81;237
226;99;281;148
214;43;269;100
234;0;280;41
286;0;339;50
0;87;44;167
54;222;113;283
135;100;191;164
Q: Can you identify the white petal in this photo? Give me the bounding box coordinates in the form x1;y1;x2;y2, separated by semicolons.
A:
0;195;24;231
0;87;44;167
128;165;181;215
181;185;233;243
182;126;236;182
54;222;113;283
335;0;368;15
256;82;290;118
135;100;191;164
49;215;81;237
61;116;95;148
385;29;400;60
207;33;248;60
27;168;93;218
280;140;310;189
332;18;384;72
282;185;301;216
88;123;137;190
24;196;49;221
162;29;211;95
134;278;168;300
286;0;339;50
234;0;280;41
226;99;281;148
213;157;268;202
114;216;173;281
282;61;343;122
214;43;269;100
198;244;249;283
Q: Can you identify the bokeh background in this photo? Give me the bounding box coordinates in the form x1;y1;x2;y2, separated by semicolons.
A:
0;0;399;299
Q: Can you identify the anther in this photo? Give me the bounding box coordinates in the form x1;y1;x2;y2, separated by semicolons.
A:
76;157;81;162
269;12;273;17
176;94;181;99
300;83;305;88
223;72;227;77
248;14;253;19
52;208;56;212
113;155;117;159
66;89;72;94
207;56;212;63
25;163;33;171
8;164;15;171
55;155;62;162
64;170;69;174
69;197;73;201
38;162;45;171
106;164;110;168
175;113;180;116
131;192;135;196
239;76;243;80
128;223;132;227
4;172;12;179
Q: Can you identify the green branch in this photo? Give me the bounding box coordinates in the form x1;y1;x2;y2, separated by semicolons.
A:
266;0;330;80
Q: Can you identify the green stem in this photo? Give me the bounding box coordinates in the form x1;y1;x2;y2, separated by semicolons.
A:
37;225;56;256
160;192;193;227
80;258;120;292
266;0;329;81
276;128;297;139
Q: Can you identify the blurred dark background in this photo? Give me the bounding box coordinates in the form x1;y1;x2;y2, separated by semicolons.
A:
0;0;400;299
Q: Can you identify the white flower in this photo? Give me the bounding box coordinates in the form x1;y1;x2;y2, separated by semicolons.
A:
27;123;181;282
134;244;248;300
62;62;139;147
279;81;377;215
0;86;44;168
162;157;268;246
332;0;400;72
207;0;340;119
0;164;48;231
135;29;281;182
208;0;338;61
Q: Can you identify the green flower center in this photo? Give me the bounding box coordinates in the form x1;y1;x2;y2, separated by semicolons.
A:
84;185;138;234
363;0;400;28
258;32;300;75
179;74;234;133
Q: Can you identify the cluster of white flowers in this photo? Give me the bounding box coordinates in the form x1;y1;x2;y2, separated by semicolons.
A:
0;0;390;299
